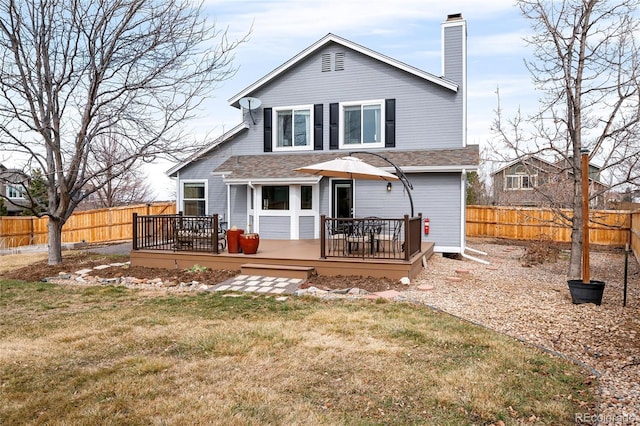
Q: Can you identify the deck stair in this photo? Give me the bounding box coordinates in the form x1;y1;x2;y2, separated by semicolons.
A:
241;263;315;280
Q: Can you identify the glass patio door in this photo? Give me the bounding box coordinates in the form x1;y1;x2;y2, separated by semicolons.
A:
332;180;353;218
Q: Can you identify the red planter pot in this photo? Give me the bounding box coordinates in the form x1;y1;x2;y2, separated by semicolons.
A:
226;229;244;253
239;233;260;254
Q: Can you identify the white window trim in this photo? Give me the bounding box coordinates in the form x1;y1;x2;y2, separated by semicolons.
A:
339;99;385;149
180;179;208;215
272;104;314;152
7;185;25;199
505;174;537;191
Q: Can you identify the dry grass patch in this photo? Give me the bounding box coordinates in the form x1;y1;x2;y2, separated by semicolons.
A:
0;279;595;424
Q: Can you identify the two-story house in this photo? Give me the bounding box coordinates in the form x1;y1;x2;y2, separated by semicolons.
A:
0;164;29;216
167;14;479;255
491;155;609;208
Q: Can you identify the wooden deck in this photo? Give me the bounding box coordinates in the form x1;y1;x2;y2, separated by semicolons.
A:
130;239;434;280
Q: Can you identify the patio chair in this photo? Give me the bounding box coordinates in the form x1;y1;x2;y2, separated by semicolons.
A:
217;221;228;251
375;220;403;255
327;222;349;255
345;221;371;255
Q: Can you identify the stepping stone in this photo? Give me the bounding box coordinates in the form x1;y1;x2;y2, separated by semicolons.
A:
455;269;471;275
75;269;93;275
243;286;259;292
446;276;463;282
271;288;286;294
256;287;271;293
93;264;111;270
215;285;230;291
417;284;434;291
374;290;401;299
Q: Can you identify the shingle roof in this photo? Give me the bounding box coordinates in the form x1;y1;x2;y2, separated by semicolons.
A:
214;146;479;180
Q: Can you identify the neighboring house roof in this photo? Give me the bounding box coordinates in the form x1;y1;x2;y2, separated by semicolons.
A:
214;146;479;183
490;155;561;176
228;33;458;108
166;122;249;177
491;154;609;188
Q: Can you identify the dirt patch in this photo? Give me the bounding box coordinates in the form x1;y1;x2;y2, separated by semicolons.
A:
1;252;407;293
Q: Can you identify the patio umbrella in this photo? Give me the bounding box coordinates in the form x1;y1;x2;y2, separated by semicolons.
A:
294;156;399;181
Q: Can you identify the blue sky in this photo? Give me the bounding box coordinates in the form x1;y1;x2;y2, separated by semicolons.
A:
151;0;538;198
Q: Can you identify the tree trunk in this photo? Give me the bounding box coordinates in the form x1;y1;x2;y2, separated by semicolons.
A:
47;217;64;265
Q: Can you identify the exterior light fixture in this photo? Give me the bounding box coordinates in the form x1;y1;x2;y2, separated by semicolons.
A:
386;182;392;191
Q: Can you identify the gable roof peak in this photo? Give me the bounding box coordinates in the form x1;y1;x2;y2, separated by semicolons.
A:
228;32;457;107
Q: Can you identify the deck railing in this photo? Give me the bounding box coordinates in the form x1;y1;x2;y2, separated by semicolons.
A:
132;212;423;261
320;214;422;261
132;212;222;254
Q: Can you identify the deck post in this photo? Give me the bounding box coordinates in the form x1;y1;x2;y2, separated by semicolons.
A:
213;214;219;254
320;215;326;258
404;214;410;261
132;213;138;250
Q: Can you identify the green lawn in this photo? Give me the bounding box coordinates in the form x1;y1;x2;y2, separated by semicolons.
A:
0;280;595;425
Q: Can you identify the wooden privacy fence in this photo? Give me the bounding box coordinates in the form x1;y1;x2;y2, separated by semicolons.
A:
631;210;640;265
0;202;175;249
466;205;631;247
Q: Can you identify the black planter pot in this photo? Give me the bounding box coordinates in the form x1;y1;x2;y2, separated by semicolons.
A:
567;280;606;305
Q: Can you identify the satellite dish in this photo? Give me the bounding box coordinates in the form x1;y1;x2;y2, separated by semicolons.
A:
239;97;262;109
238;97;262;124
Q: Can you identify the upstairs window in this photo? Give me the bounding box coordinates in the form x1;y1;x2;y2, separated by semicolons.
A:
505;174;537;190
274;105;313;151
7;185;24;199
340;100;384;148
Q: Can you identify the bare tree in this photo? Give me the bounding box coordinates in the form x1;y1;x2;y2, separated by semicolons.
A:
0;0;246;264
490;0;640;279
79;133;155;209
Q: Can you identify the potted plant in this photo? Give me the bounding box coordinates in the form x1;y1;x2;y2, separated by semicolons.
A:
567;150;605;305
239;233;260;254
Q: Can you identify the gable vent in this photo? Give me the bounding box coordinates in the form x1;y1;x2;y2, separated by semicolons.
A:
321;53;331;72
334;52;345;71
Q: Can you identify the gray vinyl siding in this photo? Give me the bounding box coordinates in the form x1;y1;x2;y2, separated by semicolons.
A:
229;185;247;230
259;216;291;239
319;178;330;216
177;140;246;216
443;24;464;90
353;173;462;249
225;43;463;156
411;173;462;249
299;216;315;239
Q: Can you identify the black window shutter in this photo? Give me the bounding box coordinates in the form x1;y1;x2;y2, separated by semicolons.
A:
263;108;272;152
385;99;396;148
314;104;323;150
329;103;339;150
